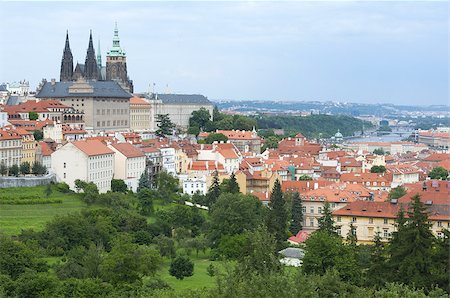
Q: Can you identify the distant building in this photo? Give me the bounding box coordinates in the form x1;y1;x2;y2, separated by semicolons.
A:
36;79;131;132
0;129;22;167
148;93;213;129
130;96;154;131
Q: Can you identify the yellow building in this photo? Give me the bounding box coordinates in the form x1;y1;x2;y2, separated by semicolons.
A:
15;128;36;165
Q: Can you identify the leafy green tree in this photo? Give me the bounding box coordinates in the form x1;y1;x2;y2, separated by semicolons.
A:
298;174;312;181
189;108;211;131
155;114;175;137
155;171;179;204
32;161;47;175
207;264;216;277
204;133;228;144
111;179;128;193
388;186;407;200
187;126;200;136
33;130;43;141
370;165;386;173
428;166;449;180
8;164;19;177
217;233;247;260
44;183;53;199
346;222;357;245
388;195;435;290
431;229;450;293
266;179;288;248
233;115;257;131
0;236;47;279
28;111;39;120
137;188;154;216
215;117;234;130
373;148;385;155
318;201;338;236
206;170;221;208
19;162;31;175
154;235;176;258
169;256;194;280
262;136;280;151
289;192;303;235
209;193;265;246
137;172;151;192
212;106;223;122
14;271;60;298
100;236;162;285
0;163;7;176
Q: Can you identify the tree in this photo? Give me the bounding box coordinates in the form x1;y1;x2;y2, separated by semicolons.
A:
19;161;31;175
111;179;128;193
366;229;387;288
189;108;211;131
32;161;47;175
100;236;162;285
137;188;154;216
318;201;338;236
428;166;449;180
209;193;265;246
266;179;288;248
154;235;176;258
33;130;43;141
346;222;357;245
137;172;151;192
0;163;7;176
431;229;450;293
204;133;228;144
373;148;385;155
169;256;194;280
28;111;39;120
44;183;53;199
370;165;386;173
262;136;280;152
388;195;435;290
388;186;407;200
289;192;303;235
8;164;19;177
155;171;179;204
298;174;312;181
221;172;240;194
155;114;175;137
206;170;221;208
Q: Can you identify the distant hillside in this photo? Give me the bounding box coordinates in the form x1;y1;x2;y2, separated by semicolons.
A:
255;114;374;139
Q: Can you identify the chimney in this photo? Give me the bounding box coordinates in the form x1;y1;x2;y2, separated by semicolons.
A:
51;78;56;86
422;181;427;191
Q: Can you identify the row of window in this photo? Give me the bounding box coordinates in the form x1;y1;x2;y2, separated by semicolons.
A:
89;170;113;181
88;159;113;169
96;109;128;116
96;120;128;127
0;140;21;147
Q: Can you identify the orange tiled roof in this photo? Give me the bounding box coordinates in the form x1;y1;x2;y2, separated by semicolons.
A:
110;142;145;158
72;139;114;156
130;96;150;105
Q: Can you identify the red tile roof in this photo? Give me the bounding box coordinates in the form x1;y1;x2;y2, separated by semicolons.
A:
110;142;145;158
72;140;114;156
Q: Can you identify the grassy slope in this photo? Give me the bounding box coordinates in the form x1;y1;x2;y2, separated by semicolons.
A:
0;186;87;235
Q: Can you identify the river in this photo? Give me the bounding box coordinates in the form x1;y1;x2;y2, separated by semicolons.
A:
347;133;406;143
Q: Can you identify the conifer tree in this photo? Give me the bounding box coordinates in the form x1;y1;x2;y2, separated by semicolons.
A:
137;172;151;192
227;172;240;194
289;192;303;235
318;201;338;236
206;170;221;208
367;229;387;288
266;179;288;249
388;195;435;290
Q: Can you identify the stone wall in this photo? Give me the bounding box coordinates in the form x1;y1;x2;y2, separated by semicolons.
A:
0;173;56;188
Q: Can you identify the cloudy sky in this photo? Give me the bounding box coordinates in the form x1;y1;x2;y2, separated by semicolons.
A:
0;1;447;105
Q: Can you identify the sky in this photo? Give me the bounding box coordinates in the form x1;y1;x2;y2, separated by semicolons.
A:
0;1;448;105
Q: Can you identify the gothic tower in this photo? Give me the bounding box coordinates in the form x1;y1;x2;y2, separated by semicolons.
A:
60;31;73;82
106;23;133;92
84;30;98;80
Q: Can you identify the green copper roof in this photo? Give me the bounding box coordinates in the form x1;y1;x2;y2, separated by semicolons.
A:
107;22;126;57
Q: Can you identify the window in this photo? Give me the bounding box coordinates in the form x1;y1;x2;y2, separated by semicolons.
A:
302;206;306;214
351;227;357;235
310;207;314;214
383;229;389;238
310;218;314;227
63;162;66;168
318;207;322;214
352;217;357;223
63;173;66;178
438;221;442;227
437;232;443;238
337;216;341;222
384;218;388;224
337;229;341;236
369;218;373;224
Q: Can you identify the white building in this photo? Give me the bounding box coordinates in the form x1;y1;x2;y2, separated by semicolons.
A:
51;139;115;193
181;175;208;195
160;147;176;175
0;112;9;128
108;142;146;192
6;80;29;96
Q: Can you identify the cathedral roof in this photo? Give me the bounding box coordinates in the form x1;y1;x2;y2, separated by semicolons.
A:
36;80;132;99
151;93;212;105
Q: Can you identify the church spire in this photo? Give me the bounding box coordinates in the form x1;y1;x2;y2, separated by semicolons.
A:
84;30;98;80
60;30;73;82
96;38;102;67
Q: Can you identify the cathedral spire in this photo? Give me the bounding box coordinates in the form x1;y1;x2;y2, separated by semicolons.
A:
97;38;102;67
60;30;73;82
84;30;98;80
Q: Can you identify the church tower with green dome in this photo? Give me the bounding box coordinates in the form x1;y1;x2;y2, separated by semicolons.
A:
106;22;133;92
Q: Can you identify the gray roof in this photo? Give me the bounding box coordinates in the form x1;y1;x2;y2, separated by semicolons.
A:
278;247;305;259
6;96;20;106
36;80;132;99
0;84;7;92
150;93;212;105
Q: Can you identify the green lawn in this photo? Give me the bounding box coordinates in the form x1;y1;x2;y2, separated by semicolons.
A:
0;186;88;235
